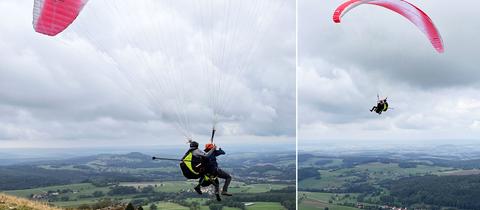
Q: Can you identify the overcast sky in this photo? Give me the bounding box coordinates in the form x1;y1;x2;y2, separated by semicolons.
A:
299;0;480;146
0;1;295;148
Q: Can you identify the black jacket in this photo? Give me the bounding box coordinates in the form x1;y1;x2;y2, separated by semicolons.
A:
204;148;225;172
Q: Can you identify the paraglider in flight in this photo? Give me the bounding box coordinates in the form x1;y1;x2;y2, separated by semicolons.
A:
333;0;444;53
32;1;279;200
179;128;232;201
370;94;389;115
33;0;89;36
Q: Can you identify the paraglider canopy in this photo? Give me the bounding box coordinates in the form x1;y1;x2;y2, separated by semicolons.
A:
33;0;89;36
333;0;444;53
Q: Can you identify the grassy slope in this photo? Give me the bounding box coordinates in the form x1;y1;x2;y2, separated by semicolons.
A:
0;193;62;210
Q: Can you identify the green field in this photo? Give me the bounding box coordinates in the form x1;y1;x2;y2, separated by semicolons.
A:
245;202;286;210
3;181;290;209
354;163;451;179
120;181;196;193
5;183;105;198
299;202;359;210
141;201;284;210
199;206;241;210
229;183;287;193
301;192;357;202
299;169;348;189
299;162;452;190
299;192;360;210
142;202;189;210
119;181;288;194
298;159;460;210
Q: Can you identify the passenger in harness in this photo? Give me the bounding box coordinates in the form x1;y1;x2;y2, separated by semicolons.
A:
370;98;388;115
194;143;232;201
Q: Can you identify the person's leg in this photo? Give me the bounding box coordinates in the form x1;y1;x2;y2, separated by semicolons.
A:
370;106;376;112
217;168;232;195
194;177;203;195
212;178;220;193
212;179;221;201
376;106;383;114
376;108;382;114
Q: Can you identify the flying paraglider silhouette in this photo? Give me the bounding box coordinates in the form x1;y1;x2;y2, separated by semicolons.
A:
370;94;389;115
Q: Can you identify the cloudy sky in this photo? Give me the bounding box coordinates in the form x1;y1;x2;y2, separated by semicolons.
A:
299;0;480;146
0;1;295;148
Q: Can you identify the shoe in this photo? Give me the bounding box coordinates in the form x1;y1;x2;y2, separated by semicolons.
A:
221;191;232;196
194;186;202;195
215;194;221;201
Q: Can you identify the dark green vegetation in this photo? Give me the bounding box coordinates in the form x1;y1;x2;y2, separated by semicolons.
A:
387;175;480;209
1;151;295;210
299;146;480;210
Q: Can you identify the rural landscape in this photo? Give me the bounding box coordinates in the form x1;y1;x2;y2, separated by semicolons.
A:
299;144;480;210
0;147;295;210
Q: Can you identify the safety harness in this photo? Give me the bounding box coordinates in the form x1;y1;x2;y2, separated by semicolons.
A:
180;149;203;179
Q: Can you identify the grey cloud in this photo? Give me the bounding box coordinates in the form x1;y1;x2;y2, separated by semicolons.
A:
0;1;295;147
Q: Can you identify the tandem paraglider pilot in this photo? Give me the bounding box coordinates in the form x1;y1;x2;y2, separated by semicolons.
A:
370;98;388;115
180;140;232;201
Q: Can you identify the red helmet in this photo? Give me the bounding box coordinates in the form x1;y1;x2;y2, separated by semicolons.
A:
205;143;215;151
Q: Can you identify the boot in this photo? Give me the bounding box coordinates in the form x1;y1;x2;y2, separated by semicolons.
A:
221;191;232;196
194;186;202;195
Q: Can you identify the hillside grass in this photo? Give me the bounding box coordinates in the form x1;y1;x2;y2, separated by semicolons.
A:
0;193;63;210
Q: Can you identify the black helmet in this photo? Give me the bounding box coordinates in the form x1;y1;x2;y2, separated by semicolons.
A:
190;141;199;148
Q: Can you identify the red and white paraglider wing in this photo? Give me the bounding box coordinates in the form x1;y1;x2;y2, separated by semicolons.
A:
333;0;368;23
333;0;444;53
33;0;89;36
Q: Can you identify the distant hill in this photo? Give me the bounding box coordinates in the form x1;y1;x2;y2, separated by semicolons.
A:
0;193;62;210
0;151;295;191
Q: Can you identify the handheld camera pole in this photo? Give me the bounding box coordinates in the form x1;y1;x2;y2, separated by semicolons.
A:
151;157;186;161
